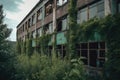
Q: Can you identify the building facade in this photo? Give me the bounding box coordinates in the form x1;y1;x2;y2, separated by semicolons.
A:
16;0;120;69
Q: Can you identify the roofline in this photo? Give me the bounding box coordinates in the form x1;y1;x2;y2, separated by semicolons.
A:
16;0;44;28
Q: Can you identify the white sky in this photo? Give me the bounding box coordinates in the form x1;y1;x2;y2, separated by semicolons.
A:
4;0;39;41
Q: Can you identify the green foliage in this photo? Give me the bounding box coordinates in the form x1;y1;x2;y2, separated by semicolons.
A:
67;0;78;59
0;5;15;80
16;40;21;54
64;59;87;80
37;34;51;55
14;53;87;80
26;37;33;56
75;14;120;80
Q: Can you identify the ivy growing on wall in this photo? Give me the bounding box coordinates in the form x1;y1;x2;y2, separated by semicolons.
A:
67;0;78;59
75;14;120;80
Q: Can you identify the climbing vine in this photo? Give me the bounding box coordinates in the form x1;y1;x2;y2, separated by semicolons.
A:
75;14;120;80
67;0;78;59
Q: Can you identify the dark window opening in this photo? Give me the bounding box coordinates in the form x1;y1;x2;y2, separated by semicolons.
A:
89;42;98;49
45;1;53;16
44;24;49;34
98;59;105;68
99;50;105;57
100;42;105;49
57;20;62;32
28;18;31;28
81;50;88;65
89;50;98;67
81;43;88;49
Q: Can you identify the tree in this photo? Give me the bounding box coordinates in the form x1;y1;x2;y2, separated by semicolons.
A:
0;5;13;80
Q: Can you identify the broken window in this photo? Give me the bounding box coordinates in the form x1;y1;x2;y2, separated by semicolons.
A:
44;24;49;34
37;8;43;21
45;1;53;16
57;20;62;32
28;18;32;28
77;42;106;68
32;14;36;25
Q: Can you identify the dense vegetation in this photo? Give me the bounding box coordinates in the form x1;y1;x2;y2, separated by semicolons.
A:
0;0;120;80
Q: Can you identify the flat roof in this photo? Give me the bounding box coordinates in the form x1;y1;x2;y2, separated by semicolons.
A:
16;0;44;28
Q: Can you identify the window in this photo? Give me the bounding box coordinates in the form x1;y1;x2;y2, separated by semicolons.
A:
57;20;62;32
49;23;53;34
97;1;104;18
37;8;43;21
22;25;24;32
80;8;88;23
45;1;53;16
56;45;66;58
57;0;68;7
37;28;42;37
28;18;32;28
57;17;68;32
89;3;97;19
77;0;104;23
44;24;49;34
77;42;106;68
62;18;67;31
32;14;36;25
118;3;120;12
32;31;36;38
25;22;27;30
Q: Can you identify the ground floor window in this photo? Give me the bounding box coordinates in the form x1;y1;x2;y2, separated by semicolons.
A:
77;42;106;68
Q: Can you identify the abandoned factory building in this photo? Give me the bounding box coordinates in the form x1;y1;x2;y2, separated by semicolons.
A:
17;0;120;68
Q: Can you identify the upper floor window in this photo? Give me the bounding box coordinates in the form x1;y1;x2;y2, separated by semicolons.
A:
80;8;88;23
32;14;36;25
32;31;36;38
57;17;68;32
57;0;68;7
37;28;42;37
28;18;32;28
25;21;27;30
62;18;68;31
45;1;53;16
77;0;104;24
37;8;43;21
49;22;53;34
